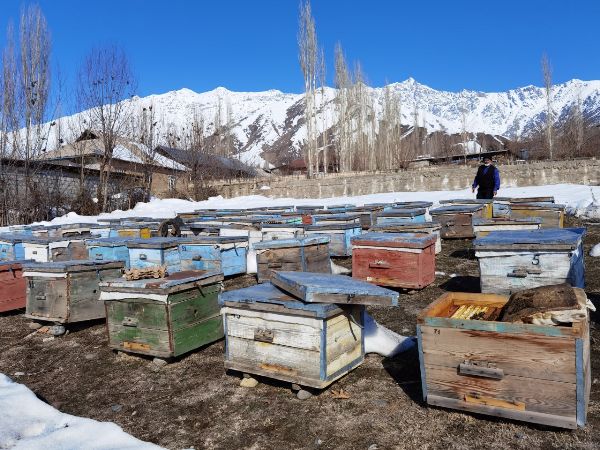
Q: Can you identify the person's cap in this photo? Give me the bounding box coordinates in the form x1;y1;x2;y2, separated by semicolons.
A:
483;156;492;162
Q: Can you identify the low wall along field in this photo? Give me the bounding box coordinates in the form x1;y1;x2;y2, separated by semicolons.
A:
212;159;600;199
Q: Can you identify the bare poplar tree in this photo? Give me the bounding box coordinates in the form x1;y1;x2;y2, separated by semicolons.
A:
76;45;136;212
135;103;160;201
541;53;554;160
334;43;351;172
298;0;318;177
318;46;327;173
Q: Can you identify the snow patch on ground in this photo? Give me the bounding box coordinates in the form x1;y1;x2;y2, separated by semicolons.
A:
590;244;600;257
0;374;162;450
364;313;415;357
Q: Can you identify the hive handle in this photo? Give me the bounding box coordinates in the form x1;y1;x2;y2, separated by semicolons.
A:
369;260;390;269
459;360;504;380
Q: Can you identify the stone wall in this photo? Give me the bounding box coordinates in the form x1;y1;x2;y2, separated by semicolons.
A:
212;159;600;199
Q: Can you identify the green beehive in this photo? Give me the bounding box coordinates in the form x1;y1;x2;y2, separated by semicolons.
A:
101;271;224;358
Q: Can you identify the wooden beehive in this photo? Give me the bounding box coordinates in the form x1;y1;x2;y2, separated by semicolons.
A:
474;228;586;295
18;236;89;262
178;236;248;276
430;205;484;239
351;232;436;289
312;213;362;226
219;224;262;274
0;260;28;313
509;202;565;228
376;207;427;225
393;201;433;212
304;223;362;256
271;271;399;306
440;199;493;219
473;217;542;237
220;282;365;389
492;197;554;219
0;234;26;261
23;260;124;323
417;291;590;429
260;223;305;241
370;222;442;254
126;238;181;274
86;237;131;268
253;236;331;283
102;271;224;358
345;206;385;230
109;225;152;239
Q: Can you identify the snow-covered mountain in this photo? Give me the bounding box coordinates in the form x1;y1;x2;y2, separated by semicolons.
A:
42;78;600;167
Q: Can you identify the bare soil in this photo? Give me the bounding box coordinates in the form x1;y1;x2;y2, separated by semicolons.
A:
1;217;599;450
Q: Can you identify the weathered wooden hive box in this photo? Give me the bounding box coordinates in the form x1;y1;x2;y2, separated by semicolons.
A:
370;222;442;254
509;202;566;228
417;290;590;429
260;223;305;241
0;260;28;313
364;202;397;211
23;260;124;323
126;238;181;274
0;234;25;261
101;271;224;358
430;205;484;239
304;223;363;257
345;206;385;230
86;238;131;268
178;236;248;276
312;213;361;226
440;199;493;219
394;201;434;213
494;196;555;219
351;232;436;289
474;228;586;295
219;282;366;389
109;225;152;239
253;236;331;283
270;271;399;306
376;207;427;225
220;224;262;274
19;236;89;262
473;217;542;237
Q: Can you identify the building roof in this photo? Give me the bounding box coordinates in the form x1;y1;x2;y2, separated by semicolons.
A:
154;145;257;176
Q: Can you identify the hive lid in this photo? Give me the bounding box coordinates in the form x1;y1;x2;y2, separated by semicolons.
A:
377;207;427;217
125;237;180;249
12;235;84;244
473;217;543;226
430;204;483;214
271;271;399;306
111;224;151;230
495;196;555;203
0;233;28;243
474;228;585;250
351;231;436;249
313;213;362;221
393;201;434;208
253;235;330;249
370;222;442;232
439;198;493;205
86;237;131;247
219;282;343;318
178;236;248;245
295;205;325;210
22;259;124;272
0;259;33;268
260;223;305;229
305;223;362;231
100;270;223;294
508;202;566;210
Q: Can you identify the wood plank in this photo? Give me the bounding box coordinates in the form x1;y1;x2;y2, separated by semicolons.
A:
224;360;331;389
427;394;577;429
426;365;577;417
420;325;576;383
172;314;223;357
107;323;172;356
326;311;362;376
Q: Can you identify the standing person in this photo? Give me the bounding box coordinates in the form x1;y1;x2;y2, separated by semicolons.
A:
472;156;500;199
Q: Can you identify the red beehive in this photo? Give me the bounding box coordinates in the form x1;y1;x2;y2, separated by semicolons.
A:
351;232;436;289
0;260;27;313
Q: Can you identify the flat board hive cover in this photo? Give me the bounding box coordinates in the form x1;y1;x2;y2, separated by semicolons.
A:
430;204;484;215
394;201;433;208
126;237;180;249
22;259;124;273
377;208;427;217
270;271;399;306
370;222;441;232
178;236;248;245
305;223;362;231
473;217;543;226
474;228;585;251
495;197;555;203
254;235;330;250
100;270;223;296
439;199;493;205
219;282;343;318
509;202;565;210
86;237;131;247
351;232;436;249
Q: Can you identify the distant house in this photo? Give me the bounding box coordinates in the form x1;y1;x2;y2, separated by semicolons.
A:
38;130;187;197
154;145;258;179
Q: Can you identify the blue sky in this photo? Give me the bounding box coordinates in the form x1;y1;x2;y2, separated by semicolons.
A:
0;0;598;101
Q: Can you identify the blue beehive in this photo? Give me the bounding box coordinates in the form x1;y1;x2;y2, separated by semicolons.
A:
474;228;586;295
376;207;427;225
0;234;26;261
305;222;362;256
126;238;181;273
86;237;131;268
312;213;362;225
178;236;248;276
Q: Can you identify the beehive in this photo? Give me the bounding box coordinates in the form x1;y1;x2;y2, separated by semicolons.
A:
220;224;262;274
439;199;493;219
102;271;224;358
472;217;542;237
509;203;565;228
86;237;131;268
260;223;305;241
304;223;362;256
178;236;248;276
430;205;484;239
351;232;436;289
18;236;89;262
126;238;181;274
0;260;28;313
369;222;442;254
0;234;25;261
253;236;331;283
109;224;152;239
345;206;385;230
474;228;585;295
220;282;365;389
417;290;590;429
375;208;427;225
23;260;124;323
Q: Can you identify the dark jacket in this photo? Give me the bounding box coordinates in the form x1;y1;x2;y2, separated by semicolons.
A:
472;164;500;191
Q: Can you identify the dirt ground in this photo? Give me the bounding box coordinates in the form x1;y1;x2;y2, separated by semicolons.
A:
1;217;599;450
